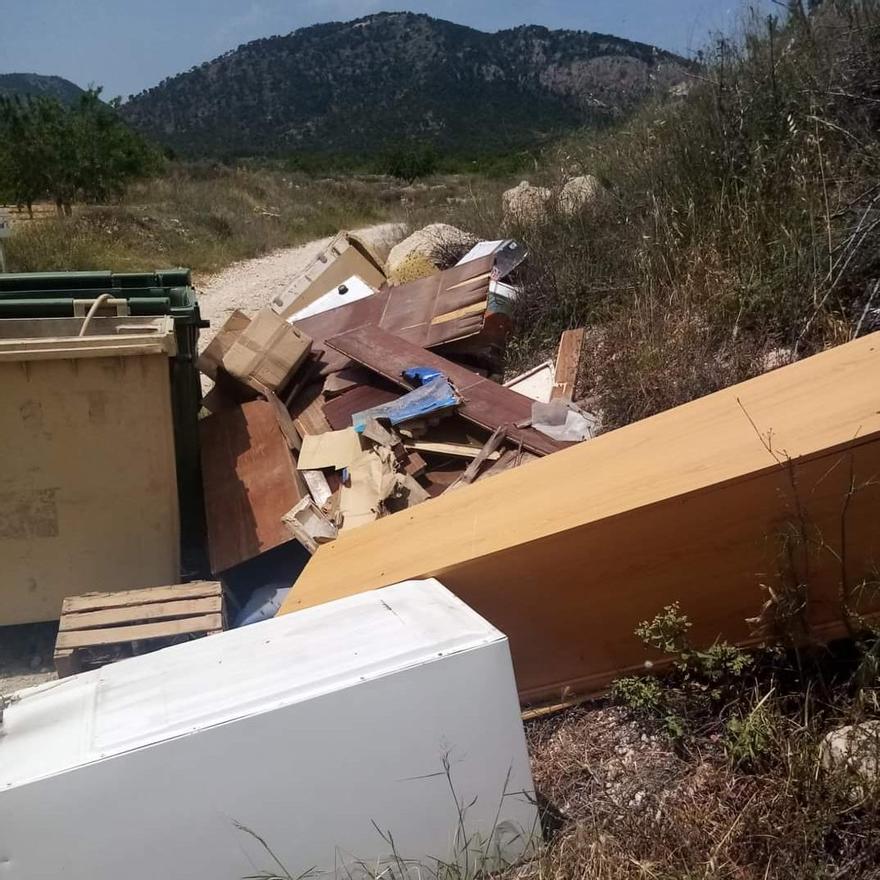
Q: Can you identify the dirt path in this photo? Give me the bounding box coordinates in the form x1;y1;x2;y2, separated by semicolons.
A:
195;222;406;348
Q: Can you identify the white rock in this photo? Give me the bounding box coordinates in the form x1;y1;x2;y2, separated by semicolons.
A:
760;347;795;372
503;180;552;224
820;721;880;786
385;223;478;275
559;175;606;216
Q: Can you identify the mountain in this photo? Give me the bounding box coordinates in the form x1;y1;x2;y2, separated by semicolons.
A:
0;73;85;105
122;12;692;157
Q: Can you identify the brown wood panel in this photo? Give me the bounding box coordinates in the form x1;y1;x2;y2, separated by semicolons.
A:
323;383;401;430
56;614;224;649
200;401;304;574
293;256;494;376
279;333;880;702
323;326;567;456
59;597;223;631
61;582;220;613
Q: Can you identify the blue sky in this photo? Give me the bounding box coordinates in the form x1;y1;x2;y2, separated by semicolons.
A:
0;1;774;100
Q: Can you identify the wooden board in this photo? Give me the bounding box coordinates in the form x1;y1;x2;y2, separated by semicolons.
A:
0;347;180;625
62;581;220;613
552;328;585;401
200;401;305;574
323;326;567;456
279;333;880;703
59;597;223;631
56;615;224;650
323;383;400;431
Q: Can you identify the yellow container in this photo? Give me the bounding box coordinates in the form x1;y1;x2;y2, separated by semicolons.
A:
0;316;180;624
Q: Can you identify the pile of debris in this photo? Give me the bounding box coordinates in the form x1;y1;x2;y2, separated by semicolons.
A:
197;229;597;603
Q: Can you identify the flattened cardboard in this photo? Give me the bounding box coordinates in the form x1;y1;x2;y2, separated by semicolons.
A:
297;428;364;471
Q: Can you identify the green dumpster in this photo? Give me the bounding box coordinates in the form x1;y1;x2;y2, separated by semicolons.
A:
0;269;209;575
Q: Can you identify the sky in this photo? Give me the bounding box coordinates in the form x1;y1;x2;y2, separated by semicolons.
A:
0;1;775;101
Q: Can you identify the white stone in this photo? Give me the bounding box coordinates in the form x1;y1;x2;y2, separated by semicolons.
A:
385;223;478;275
502;180;552;224
559;174;606;216
820;720;880;786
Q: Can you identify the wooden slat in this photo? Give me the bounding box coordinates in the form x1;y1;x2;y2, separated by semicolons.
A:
61;582;221;614
56;614;224;650
60;597;222;632
551;328;585;401
323;326;566;456
289;383;333;436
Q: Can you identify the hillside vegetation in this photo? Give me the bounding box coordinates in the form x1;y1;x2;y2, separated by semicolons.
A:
447;1;880;430
122;12;691;157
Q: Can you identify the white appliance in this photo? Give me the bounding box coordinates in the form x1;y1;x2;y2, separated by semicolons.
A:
0;579;539;879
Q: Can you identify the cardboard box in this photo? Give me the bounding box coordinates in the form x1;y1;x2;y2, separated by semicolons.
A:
222;307;311;392
196;309;251;380
0;579;539;880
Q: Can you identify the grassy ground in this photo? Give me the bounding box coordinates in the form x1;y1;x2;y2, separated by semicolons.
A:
3;166;386;275
3;164;497;277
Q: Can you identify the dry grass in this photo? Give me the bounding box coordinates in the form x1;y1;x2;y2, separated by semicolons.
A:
519;679;880;880
3;164;387;274
444;1;880;426
3;164;498;276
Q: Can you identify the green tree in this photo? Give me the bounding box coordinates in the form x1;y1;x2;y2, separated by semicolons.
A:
0;88;161;215
381;142;438;184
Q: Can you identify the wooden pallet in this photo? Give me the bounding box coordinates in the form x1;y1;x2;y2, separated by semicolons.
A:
54;581;225;677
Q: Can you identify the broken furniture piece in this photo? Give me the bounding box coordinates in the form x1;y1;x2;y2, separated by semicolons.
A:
1;580;539;880
54;581;225;677
271;231;387;318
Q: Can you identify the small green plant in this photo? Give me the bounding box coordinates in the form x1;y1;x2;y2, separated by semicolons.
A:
723;688;778;770
613;603;754;744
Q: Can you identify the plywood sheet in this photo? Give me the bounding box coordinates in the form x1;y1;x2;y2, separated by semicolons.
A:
323;326;567;456
279;333;880;703
323;382;401;430
200;401;304;574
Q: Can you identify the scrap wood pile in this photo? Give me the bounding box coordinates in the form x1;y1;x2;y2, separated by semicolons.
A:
197;230;598;585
